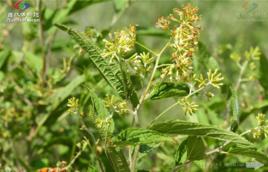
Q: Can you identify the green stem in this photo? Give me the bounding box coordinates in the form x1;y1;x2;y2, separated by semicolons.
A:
130;41;170;171
235;61;248;91
132;41;170;126
65;141;89;170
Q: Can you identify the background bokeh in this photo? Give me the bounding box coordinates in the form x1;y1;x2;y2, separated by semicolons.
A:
1;0;268;171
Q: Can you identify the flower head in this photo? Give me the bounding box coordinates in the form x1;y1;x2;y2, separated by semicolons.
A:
252;128;263;139
156;16;170;30
256;113;266;126
156;4;200;81
102;25;136;61
67;97;79;113
207;69;224;89
179;98;199;115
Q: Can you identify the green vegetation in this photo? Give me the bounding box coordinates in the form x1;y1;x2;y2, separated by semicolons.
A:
1;0;268;171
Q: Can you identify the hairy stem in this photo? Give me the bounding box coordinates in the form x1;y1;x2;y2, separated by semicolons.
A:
130;41;170;171
235;61;248;91
132;41;170;126
38;0;46;84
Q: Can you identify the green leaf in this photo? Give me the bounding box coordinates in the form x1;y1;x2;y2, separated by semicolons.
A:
259;51;268;98
36;75;86;133
116;60;139;108
186;136;205;161
150;82;189;100
149;120;254;148
114;128;171;145
49;75;86;109
88;90;109;118
106;148;130;172
0;49;11;70
87;89;115;134
194;42;219;73
136;27;169;38
229;147;268;164
231;89;240;121
44;0;109;31
69;0;110;14
25;52;42;73
55;24;125;96
174;138;188;165
238;100;268;127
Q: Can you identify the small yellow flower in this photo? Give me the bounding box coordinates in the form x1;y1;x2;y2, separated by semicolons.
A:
102;25;136;61
207;69;224;89
179;98;199;115
155;4;200;81
194;74;207;88
245;47;261;61
104;95;129;115
256;113;266;126
95;117;105;129
67;97;79;113
252;128;262;139
156;16;170;30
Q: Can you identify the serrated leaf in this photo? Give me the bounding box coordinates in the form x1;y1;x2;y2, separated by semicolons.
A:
106;148;130;172
55;24;139;108
88;90;109;118
229;147;268;164
114;128;171;145
186;136;205;160
150;82;189;100
87;90;115;134
55;24;125;96
149;120;254;148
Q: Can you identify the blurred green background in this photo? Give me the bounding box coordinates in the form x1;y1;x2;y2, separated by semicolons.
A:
1;0;268;170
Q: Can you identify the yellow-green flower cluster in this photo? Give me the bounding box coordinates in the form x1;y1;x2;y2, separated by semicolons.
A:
256;113;266;126
157;4;200;80
179;98;199;115
104;95;129;115
193;69;224;89
252;113;267;139
129;52;153;77
95;116;112;129
102;25;136;61
252;128;263;139
230;47;261;81
67;97;79;113
207;69;224;89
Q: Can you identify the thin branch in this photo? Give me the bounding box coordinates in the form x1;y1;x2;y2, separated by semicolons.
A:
38;0;46;84
131;41;170;126
235;61;248;91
